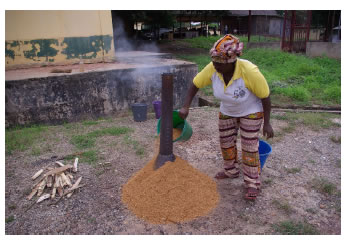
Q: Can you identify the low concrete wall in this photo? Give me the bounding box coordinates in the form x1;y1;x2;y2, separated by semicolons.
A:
5;64;198;127
306;42;341;59
246;42;281;50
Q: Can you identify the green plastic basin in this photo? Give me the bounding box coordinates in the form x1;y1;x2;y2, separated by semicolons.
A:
157;110;193;142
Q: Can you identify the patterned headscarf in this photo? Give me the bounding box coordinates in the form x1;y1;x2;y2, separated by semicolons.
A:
210;34;244;63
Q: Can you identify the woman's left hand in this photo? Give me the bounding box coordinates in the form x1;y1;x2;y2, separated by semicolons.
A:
263;123;274;139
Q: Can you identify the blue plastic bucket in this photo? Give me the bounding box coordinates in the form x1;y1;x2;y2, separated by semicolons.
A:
259;139;272;168
131;103;148;122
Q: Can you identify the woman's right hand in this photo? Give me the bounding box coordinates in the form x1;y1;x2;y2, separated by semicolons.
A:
178;107;189;119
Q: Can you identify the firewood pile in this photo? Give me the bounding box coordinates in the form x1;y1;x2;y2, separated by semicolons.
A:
27;157;83;204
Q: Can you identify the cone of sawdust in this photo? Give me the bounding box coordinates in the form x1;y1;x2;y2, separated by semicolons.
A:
122;135;219;224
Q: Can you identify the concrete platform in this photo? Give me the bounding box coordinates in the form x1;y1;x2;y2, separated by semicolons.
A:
5;52;198;127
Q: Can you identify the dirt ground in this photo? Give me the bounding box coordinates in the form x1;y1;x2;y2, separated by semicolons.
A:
5;41;341;235
5;106;341;235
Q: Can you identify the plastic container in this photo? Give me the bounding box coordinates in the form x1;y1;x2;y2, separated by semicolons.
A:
157;110;193;142
131;103;148;122
152;100;162;119
259;139;272;168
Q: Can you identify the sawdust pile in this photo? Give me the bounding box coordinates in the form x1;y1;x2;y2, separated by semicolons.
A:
121;152;219;224
172;128;182;140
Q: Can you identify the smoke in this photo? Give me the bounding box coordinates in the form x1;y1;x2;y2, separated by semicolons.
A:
113;17;135;52
111;15;182;105
113;16;160;56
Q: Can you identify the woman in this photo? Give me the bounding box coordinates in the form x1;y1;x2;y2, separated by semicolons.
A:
179;34;274;200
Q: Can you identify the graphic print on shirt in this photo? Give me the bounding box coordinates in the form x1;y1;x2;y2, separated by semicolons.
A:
233;86;246;99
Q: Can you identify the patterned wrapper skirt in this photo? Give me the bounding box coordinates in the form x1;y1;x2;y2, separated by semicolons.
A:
218;112;264;189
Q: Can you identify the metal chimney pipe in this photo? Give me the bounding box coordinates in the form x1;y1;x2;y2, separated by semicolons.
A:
154;73;175;169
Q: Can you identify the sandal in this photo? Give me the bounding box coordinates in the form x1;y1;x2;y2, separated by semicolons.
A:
215;171;239;179
245;187;259;200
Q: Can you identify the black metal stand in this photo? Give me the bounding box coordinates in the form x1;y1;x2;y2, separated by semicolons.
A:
154;73;175;170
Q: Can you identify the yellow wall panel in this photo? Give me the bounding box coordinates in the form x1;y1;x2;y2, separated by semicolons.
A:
5;10;115;69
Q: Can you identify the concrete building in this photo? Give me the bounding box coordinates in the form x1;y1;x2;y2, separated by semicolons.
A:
5;10;115;69
5;10;198;127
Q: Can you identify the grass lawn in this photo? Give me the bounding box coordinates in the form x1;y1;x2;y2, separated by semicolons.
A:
173;36;341;107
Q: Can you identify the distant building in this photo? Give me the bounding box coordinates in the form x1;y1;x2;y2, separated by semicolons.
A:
221;10;284;36
172;10;283;38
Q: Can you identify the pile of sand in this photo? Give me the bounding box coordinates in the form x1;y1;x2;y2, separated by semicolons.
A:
121;153;219;224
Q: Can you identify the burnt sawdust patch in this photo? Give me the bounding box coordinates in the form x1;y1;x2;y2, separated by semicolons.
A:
121;155;219;224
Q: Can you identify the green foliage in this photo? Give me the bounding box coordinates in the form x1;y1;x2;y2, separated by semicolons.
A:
273;220;319;235
88;127;132;138
275;112;337;132
123;135;145;156
8;205;17;210
70;127;132;149
5;125;48;155
273;86;311;102
323;86;341;104
298;112;336;130
181;35;280;50
71;135;96;149
82;120;100;126
5;216;15;223
182;36;221;49
285;167;301;174
175;54;211;71
272;199;294;215
330;136;341;144
305;208;317;214
64;150;98;165
311;177;337;195
80;150;99;165
262;178;273;186
176;44;340;106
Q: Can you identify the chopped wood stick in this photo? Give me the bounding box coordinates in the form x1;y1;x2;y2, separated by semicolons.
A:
70;176;82;190
37;193;50;203
73;158;79;172
51;186;57;199
31;164;55;187
27;185;40;200
46;175;53;188
67;173;74;180
31;165;67;188
55;161;65;167
55;175;64;196
66;176;82;197
50;184;85;205
57;175;65;188
57;186;64;197
31;169;43;180
37;177;47;197
66;183;85;198
54;174;60;187
66;183;85;194
99;162;111;165
32;176;45;189
45;164;73;176
60;172;72;187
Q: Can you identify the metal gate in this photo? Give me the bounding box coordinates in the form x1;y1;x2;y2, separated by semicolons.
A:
282;10;312;53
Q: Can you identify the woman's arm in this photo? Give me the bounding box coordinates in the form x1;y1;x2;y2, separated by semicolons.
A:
178;82;199;119
261;96;274;139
